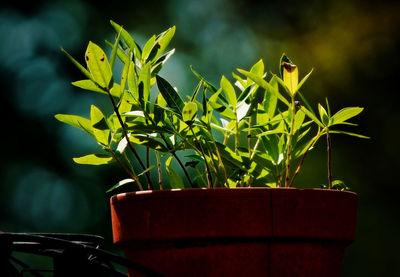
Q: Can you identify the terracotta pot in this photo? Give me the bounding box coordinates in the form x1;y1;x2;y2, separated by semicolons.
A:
110;188;357;277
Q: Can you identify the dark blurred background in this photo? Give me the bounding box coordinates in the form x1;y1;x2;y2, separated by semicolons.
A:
0;0;398;275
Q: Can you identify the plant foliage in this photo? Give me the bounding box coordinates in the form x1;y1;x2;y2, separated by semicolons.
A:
56;21;368;192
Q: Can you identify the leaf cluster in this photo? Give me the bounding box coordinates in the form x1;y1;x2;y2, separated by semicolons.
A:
56;21;368;192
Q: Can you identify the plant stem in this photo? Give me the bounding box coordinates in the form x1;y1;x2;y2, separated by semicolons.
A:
289;132;322;187
248;116;252;159
190;125;213;188
155;151;163;190
143;110;195;188
284;96;296;187
326;129;333;189
106;91;154;189
109;150;143;191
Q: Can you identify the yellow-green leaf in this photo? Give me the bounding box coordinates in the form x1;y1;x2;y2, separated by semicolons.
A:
221;76;237;108
166;156;185;188
90;105;110;146
282;62;298;96
85;41;112;88
55;114;93;137
73;154;114;165
182;102;198;122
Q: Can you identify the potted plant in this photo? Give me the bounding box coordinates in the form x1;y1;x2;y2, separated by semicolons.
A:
56;20;368;276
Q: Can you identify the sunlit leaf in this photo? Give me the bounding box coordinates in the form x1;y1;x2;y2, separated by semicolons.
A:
91;105;110;146
73;153;114;165
300;106;324;128
85;41;112;89
110;20;142;61
329;130;370;139
318;103;329;126
282;61;298;96
182;102;198;123
330;107;364;126
166;156;185;188
142;35;156;62
221;75;237;107
54;114;93;137
154;26;176;61
61;48;92;80
106;178;135;193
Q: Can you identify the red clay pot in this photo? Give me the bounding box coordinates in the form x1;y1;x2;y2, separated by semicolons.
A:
110;188;357;277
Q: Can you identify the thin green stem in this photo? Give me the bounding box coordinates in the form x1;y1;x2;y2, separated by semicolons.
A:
284;96;296;187
106;90;154;189
109;150;143;191
326;129;333;189
189;125;213;188
155;151;163;190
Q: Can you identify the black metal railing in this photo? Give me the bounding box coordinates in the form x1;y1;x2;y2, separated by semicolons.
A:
0;232;162;277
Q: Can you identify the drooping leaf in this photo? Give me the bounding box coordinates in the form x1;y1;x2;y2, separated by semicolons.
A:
151;49;175;76
156;75;184;114
85;41;113;89
73;153;114;165
166;156;185;188
130;135;169;152
330;107;364;126
106;178;135;193
90;105;110;146
54;114;94;137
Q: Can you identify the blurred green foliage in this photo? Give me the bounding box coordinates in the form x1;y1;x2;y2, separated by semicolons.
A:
1;0;399;275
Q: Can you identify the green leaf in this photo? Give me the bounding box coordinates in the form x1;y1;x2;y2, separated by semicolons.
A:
318;103;329;126
151;49;175;76
72;80;122;98
221;76;237;107
166;156;185;188
130;135;169;152
237;69;290;107
182;102;198;123
138;62;151;108
151;26;176;63
110;20;142;61
106;178;135;193
61;48;92;80
105;40;129;65
296;68;313;94
330;107;364;126
300;106;324;128
85;41;112;89
109;27;122;70
54;114;93;137
282;61;298;95
156;75;184;114
90;105;110;146
73;154;114;165
264;77;278;118
127;61;138;101
329;130;370;139
190;66;218;93
142;35;156;62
